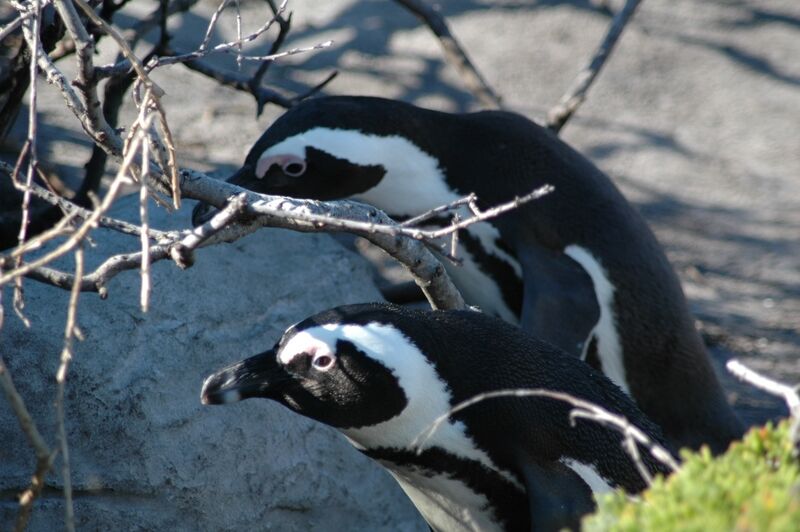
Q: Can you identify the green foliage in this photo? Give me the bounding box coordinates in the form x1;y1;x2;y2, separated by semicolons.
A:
583;420;800;531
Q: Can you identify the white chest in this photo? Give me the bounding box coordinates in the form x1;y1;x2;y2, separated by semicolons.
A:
441;226;521;324
385;465;505;532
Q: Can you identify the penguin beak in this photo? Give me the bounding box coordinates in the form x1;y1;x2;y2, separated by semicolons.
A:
201;348;291;405
191;165;255;227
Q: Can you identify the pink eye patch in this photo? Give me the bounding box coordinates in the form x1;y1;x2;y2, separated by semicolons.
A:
256;153;307;178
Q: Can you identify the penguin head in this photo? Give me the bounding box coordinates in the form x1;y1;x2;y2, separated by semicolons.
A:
192;96;447;226
227;97;395;201
201;304;429;431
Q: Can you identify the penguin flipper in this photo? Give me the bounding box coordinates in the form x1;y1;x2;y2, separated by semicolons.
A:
516;243;600;358
516;455;596;532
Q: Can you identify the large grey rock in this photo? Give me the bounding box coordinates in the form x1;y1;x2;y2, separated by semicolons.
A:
0;196;424;530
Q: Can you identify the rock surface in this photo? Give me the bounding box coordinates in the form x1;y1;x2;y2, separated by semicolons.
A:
0;197;424;530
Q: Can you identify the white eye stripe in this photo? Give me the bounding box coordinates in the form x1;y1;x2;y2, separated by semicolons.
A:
255;153;307;179
279;331;334;365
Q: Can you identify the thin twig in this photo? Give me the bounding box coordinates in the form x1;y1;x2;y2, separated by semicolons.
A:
411;388;680;481
0;354;54;532
70;0;179;205
394;0;501;109
571;409;652;484
11;194;248;295
139;0;309;116
55;247;84;532
234;0;243;68
205;39;334;63
546;0;643;133
450;213;460;258
232;185;550;243
151;1;289;67
249;0;291;95
41;1;121;154
400;194;475;227
199;0;232;52
0;173;131;288
152;97;180;208
139;143;151;312
0;163;172;241
180;57;337;112
14;174;549;311
421;186;553;240
13;0;43;328
726;359;800;446
0;0;53;42
1;212;79;261
71;0;164;98
168;193;248;269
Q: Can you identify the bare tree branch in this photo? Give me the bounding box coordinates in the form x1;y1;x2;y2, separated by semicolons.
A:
72;0;163;96
4;162;550;315
394;0;501;109
0;353;54;532
55;246;83;532
546;0;642;133
0;6;42;43
198;0;234;52
149;0;290;67
727;359;800;447
0;164;173;240
51;0;122;150
179;56;337;112
168;193;248;269
163;0;338;114
12;0;43;327
0;171;131;287
250;0;290;93
412;388;680;485
71;0;181;208
227;40;333;62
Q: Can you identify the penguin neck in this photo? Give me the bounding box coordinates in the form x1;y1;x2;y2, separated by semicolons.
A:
331;323;521;488
350;131;461;215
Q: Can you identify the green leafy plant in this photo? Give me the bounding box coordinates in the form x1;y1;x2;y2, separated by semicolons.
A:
584;420;800;531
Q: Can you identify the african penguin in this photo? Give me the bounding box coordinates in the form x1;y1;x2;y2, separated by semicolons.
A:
201;303;673;532
193;96;743;453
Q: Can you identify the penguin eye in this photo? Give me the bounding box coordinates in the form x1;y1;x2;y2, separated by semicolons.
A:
283;161;306;177
311;353;335;372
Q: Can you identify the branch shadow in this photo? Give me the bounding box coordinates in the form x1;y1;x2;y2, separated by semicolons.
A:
120;1;616;115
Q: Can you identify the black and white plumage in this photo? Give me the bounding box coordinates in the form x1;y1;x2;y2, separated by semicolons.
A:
193;96;742;453
201;303;672;532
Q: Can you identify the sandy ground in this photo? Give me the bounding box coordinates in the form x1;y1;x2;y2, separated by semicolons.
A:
8;0;799;425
